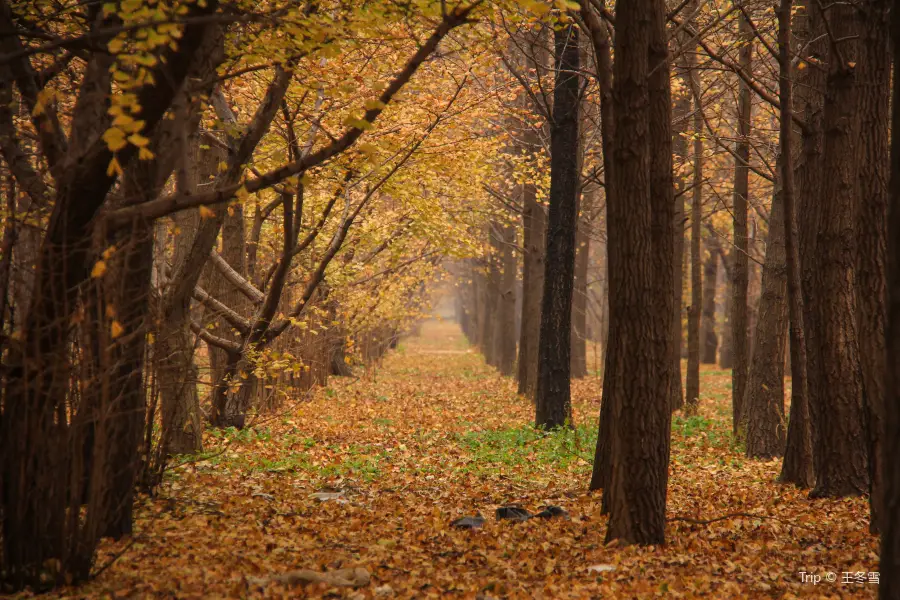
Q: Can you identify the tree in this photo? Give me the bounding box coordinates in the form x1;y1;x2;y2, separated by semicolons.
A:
685;62;703;415
809;2;868;498
534;19;581;429
600;0;674;545
879;3;900;593
779;0;814;488
730;9;752;435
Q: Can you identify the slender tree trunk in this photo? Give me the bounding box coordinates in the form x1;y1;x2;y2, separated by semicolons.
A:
720;294;733;368
731;11;752;435
570;219;589;378
796;0;826;481
744;179;788;458
535;23;581;429
810;4;868;499
701;234;719;364
778;0;814;488
670;60;691;412
685;69;703;414
496;222;517;376
519;188;545;398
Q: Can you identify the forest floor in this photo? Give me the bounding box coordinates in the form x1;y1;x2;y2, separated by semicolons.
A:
54;320;876;599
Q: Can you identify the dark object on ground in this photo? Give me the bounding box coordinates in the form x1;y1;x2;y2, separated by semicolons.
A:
534;505;569;519
451;515;485;530
496;506;532;522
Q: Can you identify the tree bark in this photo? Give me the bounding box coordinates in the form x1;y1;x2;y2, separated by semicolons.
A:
701;234;719;364
496;222;517;376
879;0;900;591
570;218;589;378
730;10;753;435
854;0;890;532
810;3;869;499
535;22;581;429
743;180;788;458
778;0;814;488
601;0;674;545
685;70;703;413
516;151;545;398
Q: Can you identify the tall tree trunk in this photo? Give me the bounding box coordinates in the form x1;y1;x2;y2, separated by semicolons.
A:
601;0;674;545
701;234;719;364
518;184;546;398
158;203;205;455
685;69;703;414
535;22;581;429
743;180;788;458
720;294;733;368
570;219;589;378
796;0;826;483
731;10;753;435
670;60;691;411
778;0;814;488
855;0;890;532
879;0;900;590
496;222;517;376
810;4;868;499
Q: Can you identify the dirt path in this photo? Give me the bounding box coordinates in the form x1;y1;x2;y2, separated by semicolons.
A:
67;320;876;599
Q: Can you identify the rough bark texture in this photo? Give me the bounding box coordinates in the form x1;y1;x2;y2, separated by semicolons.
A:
796;0;826;484
570;219;589;378
685;73;703;413
670;62;691;412
778;0;814;488
743;182;788;458
701;234;719;364
810;3;869;499
600;0;673;545
496;222;517;376
730;11;752;435
880;0;900;590
535;23;581;429
855;0;890;531
516;147;545;398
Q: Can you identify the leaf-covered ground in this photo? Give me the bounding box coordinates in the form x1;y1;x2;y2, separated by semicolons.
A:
56;321;877;599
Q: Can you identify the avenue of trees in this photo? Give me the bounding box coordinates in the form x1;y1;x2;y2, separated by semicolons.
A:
3;0;900;596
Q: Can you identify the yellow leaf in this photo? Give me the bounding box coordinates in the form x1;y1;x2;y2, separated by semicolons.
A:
198;205;216;219
127;133;150;147
91;260;107;279
106;157;123;177
139;147;154;160
110;320;124;339
102;127;128;152
218;161;228;173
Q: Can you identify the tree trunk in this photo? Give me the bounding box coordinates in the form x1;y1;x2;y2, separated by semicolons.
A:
601;0;674;545
854;0;890;532
730;10;753;435
685;68;703;414
795;0;827;486
778;0;814;488
516;159;545;398
743;180;788;458
810;4;869;499
701;234;719;364
535;23;581;429
496;222;517;376
669;33;692;413
879;0;900;590
570;219;589;378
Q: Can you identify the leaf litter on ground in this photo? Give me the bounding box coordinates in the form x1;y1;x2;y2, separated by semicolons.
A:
51;321;877;599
